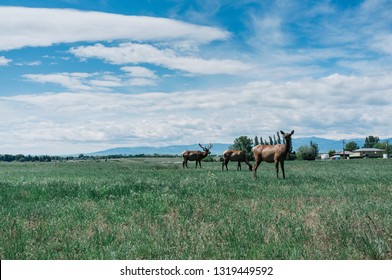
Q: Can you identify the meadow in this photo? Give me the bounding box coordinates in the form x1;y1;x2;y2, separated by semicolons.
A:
0;158;391;260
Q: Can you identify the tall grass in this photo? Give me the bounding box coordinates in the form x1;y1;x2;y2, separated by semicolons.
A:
0;159;391;259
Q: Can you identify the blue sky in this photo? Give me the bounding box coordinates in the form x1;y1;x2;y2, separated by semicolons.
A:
1;0;392;155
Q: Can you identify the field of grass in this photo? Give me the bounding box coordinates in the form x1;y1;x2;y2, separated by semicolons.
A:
1;158;391;259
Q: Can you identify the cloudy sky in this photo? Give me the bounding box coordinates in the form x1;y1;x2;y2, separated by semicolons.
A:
1;0;391;155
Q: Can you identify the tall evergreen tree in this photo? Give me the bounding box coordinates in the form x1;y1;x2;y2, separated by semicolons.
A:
277;131;282;144
310;141;319;157
254;136;259;146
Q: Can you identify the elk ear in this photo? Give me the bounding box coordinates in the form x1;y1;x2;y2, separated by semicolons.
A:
290;130;295;135
280;130;285;135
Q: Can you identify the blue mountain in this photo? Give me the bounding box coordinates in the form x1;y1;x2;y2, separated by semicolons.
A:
90;137;391;156
89;143;231;156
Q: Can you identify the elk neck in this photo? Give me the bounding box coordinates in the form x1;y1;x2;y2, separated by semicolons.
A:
284;137;292;155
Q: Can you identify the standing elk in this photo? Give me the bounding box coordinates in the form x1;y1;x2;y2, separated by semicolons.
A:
182;143;213;168
222;150;253;171
253;130;294;179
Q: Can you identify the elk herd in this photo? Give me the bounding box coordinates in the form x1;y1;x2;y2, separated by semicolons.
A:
182;130;294;179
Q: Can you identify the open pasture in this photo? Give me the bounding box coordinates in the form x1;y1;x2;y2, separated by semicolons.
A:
0;158;391;259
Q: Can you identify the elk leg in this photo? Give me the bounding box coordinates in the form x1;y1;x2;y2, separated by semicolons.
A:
253;159;262;179
245;159;253;171
275;161;279;178
183;159;187;168
222;159;228;171
281;161;285;179
237;161;241;171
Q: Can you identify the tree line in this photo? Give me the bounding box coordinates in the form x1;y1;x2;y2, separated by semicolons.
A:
231;134;390;161
0;135;389;163
0;153;178;162
0;154;56;162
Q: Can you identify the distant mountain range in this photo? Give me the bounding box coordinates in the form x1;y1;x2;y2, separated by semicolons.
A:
90;137;392;156
89;144;231;156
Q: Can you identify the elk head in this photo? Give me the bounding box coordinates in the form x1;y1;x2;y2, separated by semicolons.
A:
199;143;213;155
280;130;294;142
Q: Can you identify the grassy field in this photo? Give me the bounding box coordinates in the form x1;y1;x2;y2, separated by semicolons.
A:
0;158;391;259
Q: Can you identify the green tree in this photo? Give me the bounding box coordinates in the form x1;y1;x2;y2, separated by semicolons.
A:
297;142;318;160
3;154;15;162
374;141;392;155
15;154;25;162
328;150;336;157
363;136;380;148
310;141;319;157
231;136;253;158
345;141;359;151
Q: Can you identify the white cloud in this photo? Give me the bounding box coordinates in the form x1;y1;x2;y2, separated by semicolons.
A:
70;43;253;75
23;73;95;91
0;56;12;66
121;66;157;78
22;71;160;91
244;0;392;78
89;75;123;88
127;78;157;87
121;66;158;86
0;6;229;51
2;72;392;154
371;34;392;55
15;61;42;66
248;14;287;48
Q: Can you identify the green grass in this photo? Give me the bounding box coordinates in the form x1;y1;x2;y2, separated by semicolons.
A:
0;158;391;259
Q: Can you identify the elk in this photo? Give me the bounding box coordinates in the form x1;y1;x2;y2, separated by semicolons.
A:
182;143;213;168
222;150;253;171
253;130;294;179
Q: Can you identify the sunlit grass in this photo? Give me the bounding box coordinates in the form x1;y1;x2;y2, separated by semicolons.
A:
0;158;391;259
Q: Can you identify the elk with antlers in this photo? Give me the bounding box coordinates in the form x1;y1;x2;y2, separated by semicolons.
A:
182;143;213;168
222;150;253;171
253;130;294;179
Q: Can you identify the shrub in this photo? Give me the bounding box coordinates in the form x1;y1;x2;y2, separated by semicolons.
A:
297;145;317;160
202;155;215;162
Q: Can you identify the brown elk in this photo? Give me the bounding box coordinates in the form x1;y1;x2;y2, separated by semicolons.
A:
182;143;213;168
222;150;253;171
253;130;294;179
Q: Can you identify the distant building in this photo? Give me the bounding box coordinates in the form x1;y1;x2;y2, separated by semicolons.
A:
351;148;385;158
321;154;330;160
333;150;354;159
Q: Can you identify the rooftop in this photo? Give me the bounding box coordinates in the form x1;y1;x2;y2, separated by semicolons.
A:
353;148;385;152
334;151;354;155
